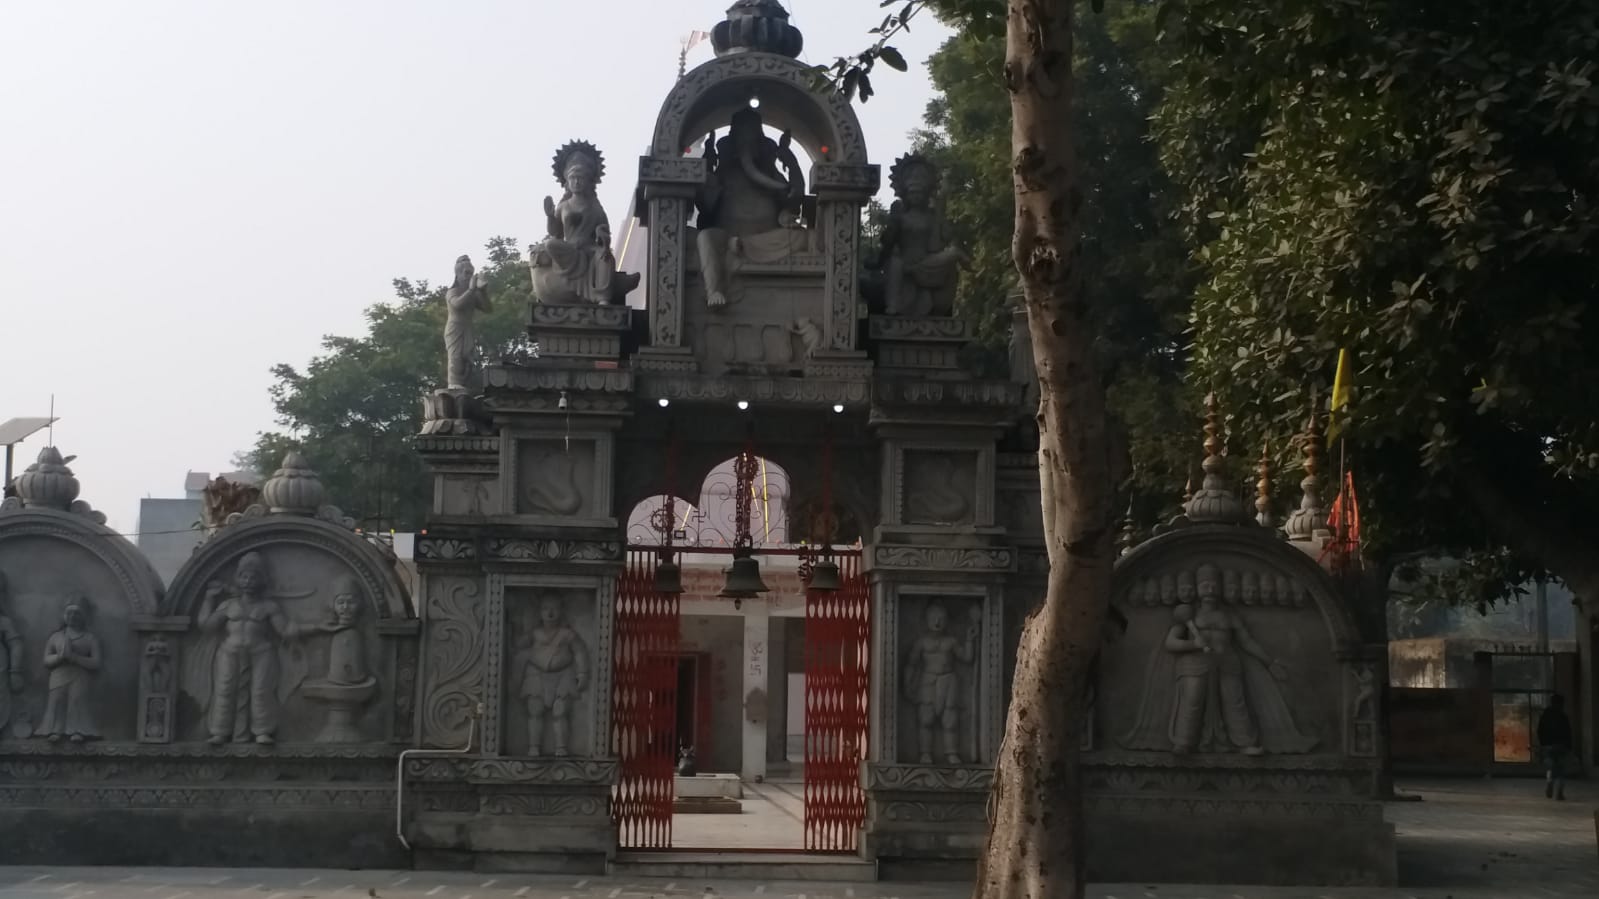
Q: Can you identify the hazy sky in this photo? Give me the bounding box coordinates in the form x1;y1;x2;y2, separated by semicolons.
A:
0;1;951;536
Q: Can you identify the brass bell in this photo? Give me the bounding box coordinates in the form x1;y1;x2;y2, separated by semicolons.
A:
653;555;684;594
808;556;841;591
719;549;770;598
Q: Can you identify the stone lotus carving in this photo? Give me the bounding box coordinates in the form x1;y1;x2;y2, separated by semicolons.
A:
879;154;965;316
12;446;80;510
442;254;492;390
259;452;326;514
530;141;639;305
1120;563;1317;755
904;602;980;765
694;107;812;309
515;595;591;757
37;595;102;743
193;552;331;746
0;571;23;735
302;576;379;743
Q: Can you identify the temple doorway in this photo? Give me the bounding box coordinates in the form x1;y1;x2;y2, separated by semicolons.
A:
612;456;868;853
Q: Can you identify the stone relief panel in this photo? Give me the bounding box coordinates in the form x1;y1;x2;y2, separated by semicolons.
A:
420;575;485;749
1101;555;1337;758
515;439;599;519
436;475;499;517
0;540;144;744
175;548;395;746
895;595;983;765
504;588;598;758
901;450;978;526
683;275;829;376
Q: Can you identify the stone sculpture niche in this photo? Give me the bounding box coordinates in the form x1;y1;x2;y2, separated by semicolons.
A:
1105;557;1327;756
899;597;982;765
506;588;598;758
0;447;160;744
530;140;640;305
877;153;965;317
302;576;380;742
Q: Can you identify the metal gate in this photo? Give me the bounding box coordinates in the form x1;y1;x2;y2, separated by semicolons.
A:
803;550;870;852
611;549;680;848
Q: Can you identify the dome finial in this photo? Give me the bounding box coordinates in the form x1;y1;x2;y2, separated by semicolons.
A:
712;0;803;59
260;452;327;516
1183;392;1246;524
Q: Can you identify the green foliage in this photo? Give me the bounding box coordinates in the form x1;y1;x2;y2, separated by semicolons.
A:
247;237;534;530
915;1;1199;523
1155;1;1599;573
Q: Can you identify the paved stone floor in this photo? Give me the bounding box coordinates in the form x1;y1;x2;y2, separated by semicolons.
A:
0;778;1592;898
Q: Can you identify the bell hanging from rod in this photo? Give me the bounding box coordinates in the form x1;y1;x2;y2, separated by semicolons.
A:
720;547;770;599
653;551;684;594
808;552;841;591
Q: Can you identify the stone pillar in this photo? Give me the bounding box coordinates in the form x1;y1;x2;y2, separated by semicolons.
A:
635;155;706;370
812;162;879;357
741;600;771;780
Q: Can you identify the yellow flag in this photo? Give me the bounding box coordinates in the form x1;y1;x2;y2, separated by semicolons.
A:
1326;349;1352;445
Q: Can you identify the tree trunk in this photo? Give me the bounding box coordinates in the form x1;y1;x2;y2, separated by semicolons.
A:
975;3;1119;898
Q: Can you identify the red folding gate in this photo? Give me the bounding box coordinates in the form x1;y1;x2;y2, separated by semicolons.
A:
611;549;680;849
803;552;870;852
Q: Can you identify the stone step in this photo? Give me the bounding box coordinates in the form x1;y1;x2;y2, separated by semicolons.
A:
609;852;878;882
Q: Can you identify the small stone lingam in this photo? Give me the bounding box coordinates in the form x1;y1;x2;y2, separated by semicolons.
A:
302;576;378;743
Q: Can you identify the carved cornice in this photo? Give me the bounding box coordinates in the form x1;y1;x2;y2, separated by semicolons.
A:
870;545;1015;573
405;756;620;785
869;316;973;342
0;784;394;811
1085;794;1385;821
866;764;993;792
638;373;871;407
486;538;622;564
485;394;633;414
1083;752;1383;773
528;303;631;330
638;156;708;185
0;743;401;762
415;536;477;563
811;162;881;195
484;367;634;393
872;798;987;825
415;435;500;455
873;379;1022;410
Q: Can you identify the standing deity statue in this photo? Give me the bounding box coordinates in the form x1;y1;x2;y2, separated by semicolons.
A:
694;107;810;308
196;552;329;745
516;595;591;757
38;595;101;743
1121;563;1317;755
0;571;24;734
904;602;980;765
443;254;492;391
879;154;965;316
529;141;640;305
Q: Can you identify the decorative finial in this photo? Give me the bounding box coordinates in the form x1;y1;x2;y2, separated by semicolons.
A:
1183;393;1246;524
1255;441;1277;528
712;0;803;59
260;452;327;516
13;446;81;511
1284;400;1328;540
1117;497;1138;557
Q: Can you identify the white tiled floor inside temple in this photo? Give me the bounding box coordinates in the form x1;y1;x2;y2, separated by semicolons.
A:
671;777;806;850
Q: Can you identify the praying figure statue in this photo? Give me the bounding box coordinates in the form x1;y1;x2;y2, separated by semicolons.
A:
880;154;965;316
1121;563;1317;755
38;595;101;743
516;595;590;757
694;107;810;308
904;602;980;765
196;552;329;745
443;254;491;390
0;571;24;734
529;140;640;305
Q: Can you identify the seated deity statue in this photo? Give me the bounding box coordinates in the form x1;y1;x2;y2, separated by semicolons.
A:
694;108;812;309
879;154;966;316
529;140;640;305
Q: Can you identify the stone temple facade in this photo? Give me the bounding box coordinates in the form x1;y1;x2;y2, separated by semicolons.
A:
0;1;1394;886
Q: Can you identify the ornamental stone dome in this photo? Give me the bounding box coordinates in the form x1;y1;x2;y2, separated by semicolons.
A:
712;0;803;59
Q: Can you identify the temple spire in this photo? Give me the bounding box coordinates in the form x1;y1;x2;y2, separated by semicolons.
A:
1183;393;1247;524
1284;398;1329;540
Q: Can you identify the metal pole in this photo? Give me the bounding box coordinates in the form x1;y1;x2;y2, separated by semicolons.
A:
3;444;12;490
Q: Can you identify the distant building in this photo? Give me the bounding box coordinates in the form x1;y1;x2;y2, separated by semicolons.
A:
135;469;260;586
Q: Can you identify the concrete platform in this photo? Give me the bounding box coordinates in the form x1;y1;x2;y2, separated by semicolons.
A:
610;852;876;882
677;773;743;799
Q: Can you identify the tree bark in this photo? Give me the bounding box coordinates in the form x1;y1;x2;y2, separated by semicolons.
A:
975;3;1119;898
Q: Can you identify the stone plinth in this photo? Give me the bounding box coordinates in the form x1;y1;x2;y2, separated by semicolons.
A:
676;772;742;799
404;756;619;873
869;316;972;373
528;303;632;362
862;764;990;880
